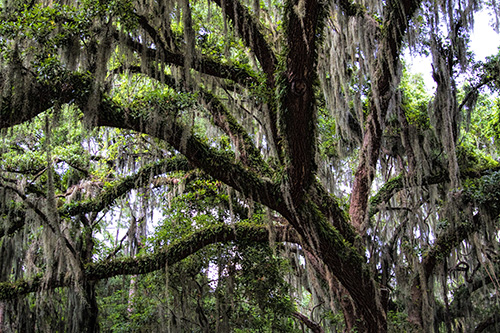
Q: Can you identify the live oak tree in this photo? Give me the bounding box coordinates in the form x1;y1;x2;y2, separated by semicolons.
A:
1;0;500;331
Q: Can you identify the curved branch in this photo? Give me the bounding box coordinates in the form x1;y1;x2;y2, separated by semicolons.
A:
0;223;299;300
61;156;192;217
449;264;498;321
0;157;191;238
94;97;287;216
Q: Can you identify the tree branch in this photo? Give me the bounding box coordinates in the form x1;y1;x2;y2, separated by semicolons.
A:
60;156;191;217
94;97;287;216
0;223;299;300
115;30;257;86
292;311;324;333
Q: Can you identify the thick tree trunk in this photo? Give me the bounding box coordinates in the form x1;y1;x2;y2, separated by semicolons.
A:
81;281;99;333
285;197;387;332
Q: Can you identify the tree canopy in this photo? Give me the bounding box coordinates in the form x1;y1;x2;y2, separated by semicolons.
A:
1;0;500;331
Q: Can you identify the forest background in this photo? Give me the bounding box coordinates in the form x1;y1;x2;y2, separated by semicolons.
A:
1;0;500;332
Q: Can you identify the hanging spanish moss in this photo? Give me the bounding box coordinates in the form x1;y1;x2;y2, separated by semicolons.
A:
2;0;500;331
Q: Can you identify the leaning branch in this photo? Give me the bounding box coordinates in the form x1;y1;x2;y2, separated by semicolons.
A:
292;311;325;333
94;97;287;215
421;214;482;280
116;31;257;86
0;223;299;300
210;0;276;87
0;182;78;259
448;264;499;321
60;156;191;217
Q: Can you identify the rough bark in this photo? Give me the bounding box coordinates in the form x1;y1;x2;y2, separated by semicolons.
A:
281;0;322;202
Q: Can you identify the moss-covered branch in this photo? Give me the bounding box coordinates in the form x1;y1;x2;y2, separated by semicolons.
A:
116;30;257;86
369;166;500;217
95;97;287;215
0;223;299;300
112;65;270;176
60;156;191;217
0;71;91;130
422;215;481;279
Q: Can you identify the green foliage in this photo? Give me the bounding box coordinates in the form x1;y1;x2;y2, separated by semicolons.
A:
387;310;418;332
97;242;298;332
400;67;431;129
456;140;499;171
463;170;500;217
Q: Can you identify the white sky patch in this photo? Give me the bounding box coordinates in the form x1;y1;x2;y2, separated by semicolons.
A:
470;10;500;61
